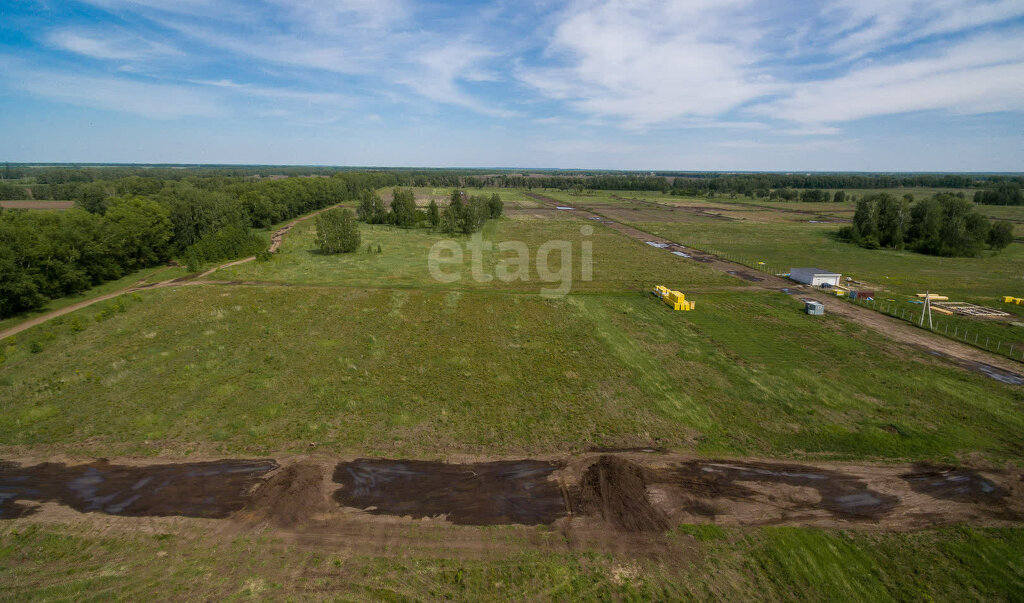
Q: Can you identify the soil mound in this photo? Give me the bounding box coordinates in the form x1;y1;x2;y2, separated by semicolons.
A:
576;456;669;532
242;463;327;527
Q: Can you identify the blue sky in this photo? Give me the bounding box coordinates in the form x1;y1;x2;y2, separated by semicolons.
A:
1;0;1022;170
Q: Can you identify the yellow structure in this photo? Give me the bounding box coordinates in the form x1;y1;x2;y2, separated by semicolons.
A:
652;286;695;311
1003;296;1024;305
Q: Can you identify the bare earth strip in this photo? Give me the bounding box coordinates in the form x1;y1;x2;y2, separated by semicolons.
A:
525;192;1024;382
0;203;345;341
1;452;1021;543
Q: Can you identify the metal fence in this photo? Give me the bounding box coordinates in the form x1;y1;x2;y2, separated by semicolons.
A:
682;244;1024;364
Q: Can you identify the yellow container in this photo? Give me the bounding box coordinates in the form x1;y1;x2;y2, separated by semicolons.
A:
689;301;696;311
1004;296;1015;303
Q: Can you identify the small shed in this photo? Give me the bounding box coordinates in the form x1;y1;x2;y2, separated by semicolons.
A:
805;301;825;315
790;268;841;287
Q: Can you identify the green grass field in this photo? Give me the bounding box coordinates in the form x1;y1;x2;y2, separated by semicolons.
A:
2;523;1021;600
212;216;740;294
4;193;1024;599
2;275;1021;461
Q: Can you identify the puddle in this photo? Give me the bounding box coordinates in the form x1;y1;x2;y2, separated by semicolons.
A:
901;466;1009;503
921;347;1024;385
726;270;765;283
654;461;899;519
587;447;666;454
332;459;566;526
0;460;277;519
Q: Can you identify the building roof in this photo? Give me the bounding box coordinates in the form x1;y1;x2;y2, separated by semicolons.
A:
791;268;841;276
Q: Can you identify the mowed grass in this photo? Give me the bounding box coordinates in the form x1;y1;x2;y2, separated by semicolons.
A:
212;216;741;293
1;523;1021;600
630;218;1024;349
0;285;687;457
2;282;1021;461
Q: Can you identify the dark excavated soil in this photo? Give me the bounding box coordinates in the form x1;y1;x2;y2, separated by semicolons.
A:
574;456;669;532
901;465;1010;504
652;460;900;519
332;459;566;526
0;459;277;519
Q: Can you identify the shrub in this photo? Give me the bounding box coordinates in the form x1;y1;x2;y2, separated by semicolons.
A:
29;341;43;354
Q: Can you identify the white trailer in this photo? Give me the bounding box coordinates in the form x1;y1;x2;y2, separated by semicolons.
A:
790;268;841;287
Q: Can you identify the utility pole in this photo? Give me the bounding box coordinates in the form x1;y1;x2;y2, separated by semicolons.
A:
920;291;934;330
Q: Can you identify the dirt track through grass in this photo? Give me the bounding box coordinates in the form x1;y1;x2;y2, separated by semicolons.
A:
525;192;1024;382
0;203;345;342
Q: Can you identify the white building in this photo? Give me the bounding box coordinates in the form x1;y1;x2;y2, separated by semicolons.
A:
790;268;841;287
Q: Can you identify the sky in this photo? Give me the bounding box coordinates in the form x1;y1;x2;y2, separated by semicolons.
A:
1;0;1023;170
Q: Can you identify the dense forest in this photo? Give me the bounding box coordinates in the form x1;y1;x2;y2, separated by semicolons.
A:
839;193;1014;257
0;172;398;318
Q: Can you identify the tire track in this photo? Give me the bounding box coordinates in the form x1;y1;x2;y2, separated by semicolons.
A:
525;192;1024;383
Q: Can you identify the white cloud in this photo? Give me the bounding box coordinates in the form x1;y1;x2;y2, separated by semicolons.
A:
519;0;775;127
45;28;181;60
823;0;1024;58
763;34;1024;124
9;69;222;119
190;78;348;105
80;0;511;117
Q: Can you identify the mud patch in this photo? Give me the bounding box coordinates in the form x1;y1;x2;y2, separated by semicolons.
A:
0;459;277;519
587;446;666;454
901;466;1009;504
332;459;566;526
726;270;764;282
575;456;669;532
239;463;327;527
653;461;899;520
920;348;1024;385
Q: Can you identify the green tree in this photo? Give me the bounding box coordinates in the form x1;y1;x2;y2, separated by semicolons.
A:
988;220;1014;250
356;189;381;223
876;194;910;248
852;197;880;247
104;196;174;269
316;208;361;254
487;193;503;218
976;182;1023;206
832;190;846;203
390;188;417;228
427;199;440;227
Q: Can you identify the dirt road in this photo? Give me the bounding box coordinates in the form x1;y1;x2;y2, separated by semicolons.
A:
0;204;343;342
526;193;1024;382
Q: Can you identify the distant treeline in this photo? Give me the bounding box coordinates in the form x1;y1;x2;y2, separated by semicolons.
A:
839;193;1014;257
0;172;401;318
2;166;1022;202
